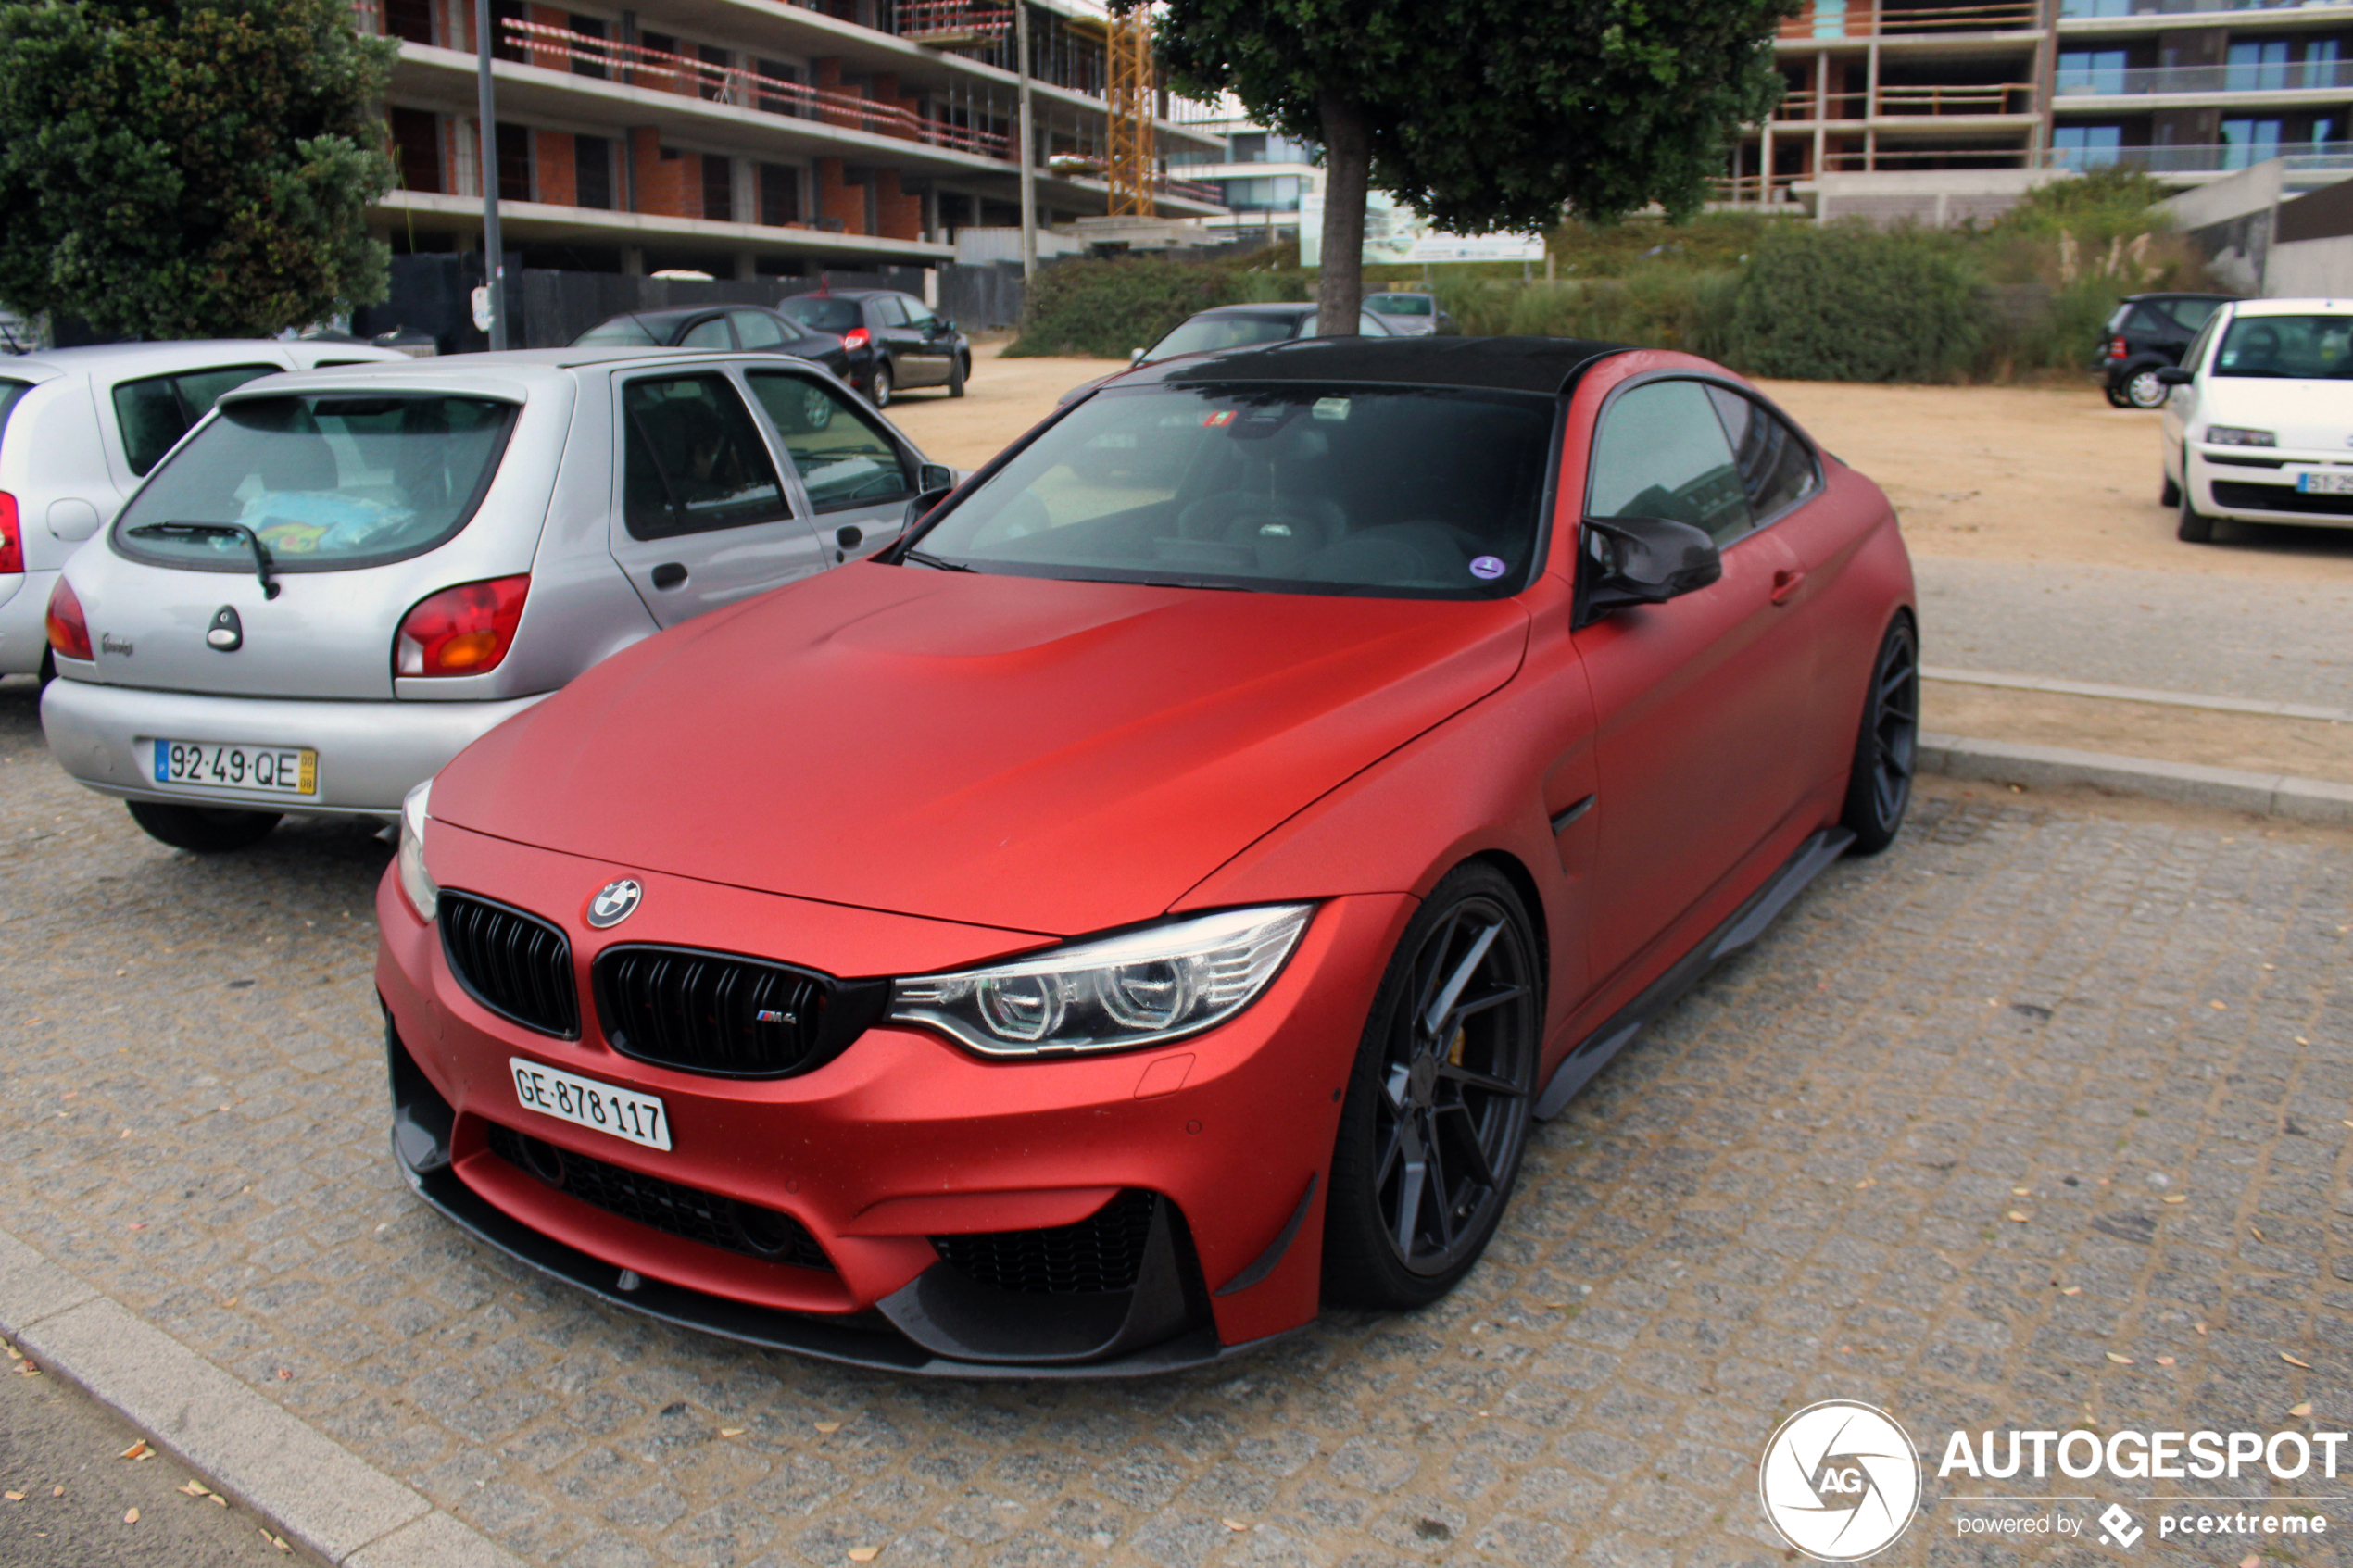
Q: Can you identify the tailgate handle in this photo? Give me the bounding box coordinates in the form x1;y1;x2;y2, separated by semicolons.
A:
650;562;687;591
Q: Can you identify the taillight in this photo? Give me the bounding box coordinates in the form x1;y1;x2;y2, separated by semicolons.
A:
46;577;92;660
394;575;529;677
841;327;871;353
2108;336;2129;360
0;492;19;575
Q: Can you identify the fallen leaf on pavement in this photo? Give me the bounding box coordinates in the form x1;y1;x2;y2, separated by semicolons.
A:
2061;1286;2082;1296
2012;1186;2030;1196
2107;1352;2134;1364
123;1508;138;1524
815;1421;842;1434
2253;1225;2266;1241
1224;1518;1250;1530
2007;1210;2030;1223
2157;1356;2176;1366
2291;1402;2314;1417
2164;1196;2189;1204
2196;1322;2209;1334
4;1491;21;1501
720;1427;746;1437
2210;1000;2227;1010
848;1549;879;1563
120;1441;148;1460
2284;1352;2312;1368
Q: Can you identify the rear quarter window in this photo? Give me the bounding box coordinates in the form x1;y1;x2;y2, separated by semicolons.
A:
113;393;518;572
0;379;31;444
111;363;283;475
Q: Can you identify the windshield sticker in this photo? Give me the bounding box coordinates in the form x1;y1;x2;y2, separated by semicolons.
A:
1313;397;1351;421
1202;409;1237;428
1469;556;1507;581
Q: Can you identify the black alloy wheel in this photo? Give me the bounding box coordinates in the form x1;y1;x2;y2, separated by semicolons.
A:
870;359;893;408
126;799;282;852
2124;367;2170;408
1324;864;1541;1309
1839;614;1919;855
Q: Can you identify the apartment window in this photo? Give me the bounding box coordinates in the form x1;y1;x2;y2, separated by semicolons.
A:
755;58;803;117
2226;40;2289;92
490;0;525;61
698;44;730;100
2056;49;2126;95
384;0;434;45
759;162;801;225
497;122;532;202
575;134;612;209
2058;0;2130;15
2221;117;2284;168
639;30;676;88
2051;124;2124;169
703;154;734;221
569;14;606;78
388;107;441;193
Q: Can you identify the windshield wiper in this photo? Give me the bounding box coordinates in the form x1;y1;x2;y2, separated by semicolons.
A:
127;521;280;599
901;548;974;572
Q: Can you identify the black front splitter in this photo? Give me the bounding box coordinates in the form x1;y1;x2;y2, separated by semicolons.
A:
398;1155;1288;1380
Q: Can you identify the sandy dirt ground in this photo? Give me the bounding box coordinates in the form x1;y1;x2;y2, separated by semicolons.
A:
884;346;2353;781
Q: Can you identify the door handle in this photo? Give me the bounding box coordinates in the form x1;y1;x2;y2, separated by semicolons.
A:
650;562;687;590
1770;567;1806;605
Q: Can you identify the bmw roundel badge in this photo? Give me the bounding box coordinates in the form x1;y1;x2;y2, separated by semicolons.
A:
586;879;642;928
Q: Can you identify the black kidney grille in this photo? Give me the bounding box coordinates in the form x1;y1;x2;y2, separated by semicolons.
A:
595;947;837;1077
440;893;577;1037
484;1121;832;1271
932;1189;1159;1295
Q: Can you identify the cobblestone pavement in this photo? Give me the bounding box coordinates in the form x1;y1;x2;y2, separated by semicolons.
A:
4;671;2352;1568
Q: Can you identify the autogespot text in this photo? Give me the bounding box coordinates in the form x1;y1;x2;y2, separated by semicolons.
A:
1940;1429;2353;1480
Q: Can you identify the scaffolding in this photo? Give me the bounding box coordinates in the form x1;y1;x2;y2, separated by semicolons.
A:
1104;8;1154;216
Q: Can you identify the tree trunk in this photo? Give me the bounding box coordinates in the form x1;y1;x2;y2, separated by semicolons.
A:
1315;92;1371;336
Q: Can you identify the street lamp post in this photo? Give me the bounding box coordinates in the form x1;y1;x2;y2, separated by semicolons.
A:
474;0;508;350
1013;0;1037;279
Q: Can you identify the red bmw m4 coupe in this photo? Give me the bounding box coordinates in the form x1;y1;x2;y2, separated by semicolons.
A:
375;337;1919;1375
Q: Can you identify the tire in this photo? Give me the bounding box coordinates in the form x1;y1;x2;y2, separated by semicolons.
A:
1838;614;1919;856
2160;471;2181;508
1323;862;1541;1311
2178;488;2215;543
2124;367;2170;409
869;360;893;408
126;799;282;852
2104;382;2133;409
948;352;967;398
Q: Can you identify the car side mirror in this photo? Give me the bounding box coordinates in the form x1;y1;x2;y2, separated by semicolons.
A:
916;463;954;492
904;484;956;532
1577;516;1722;625
2155;366;2193;386
1128;347;1146;366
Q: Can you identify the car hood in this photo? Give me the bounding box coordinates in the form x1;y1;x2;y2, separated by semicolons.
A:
2199;378;2353;447
434;564;1530;936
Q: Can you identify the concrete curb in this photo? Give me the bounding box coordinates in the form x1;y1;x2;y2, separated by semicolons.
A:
0;1228;523;1568
1920;732;2353;824
1922;665;2353;725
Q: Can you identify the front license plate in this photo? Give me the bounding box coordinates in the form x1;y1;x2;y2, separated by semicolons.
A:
509;1058;672;1151
152;739;316;796
2296;470;2353;494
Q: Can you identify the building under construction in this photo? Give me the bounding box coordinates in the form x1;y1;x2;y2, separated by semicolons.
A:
359;0;1224;276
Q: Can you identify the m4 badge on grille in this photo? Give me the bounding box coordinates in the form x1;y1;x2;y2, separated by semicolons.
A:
586;879;642;928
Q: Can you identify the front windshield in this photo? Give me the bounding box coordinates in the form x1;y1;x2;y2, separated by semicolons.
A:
908;383;1555;599
1367;295;1434;317
573;318;661;346
1144;314;1303;362
2214;315;2353;378
114;394;516;571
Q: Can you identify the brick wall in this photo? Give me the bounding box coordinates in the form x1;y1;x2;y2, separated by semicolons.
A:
525;4;566;69
873;167;921;240
815;157;864;233
534;130;576;207
634;127;691;217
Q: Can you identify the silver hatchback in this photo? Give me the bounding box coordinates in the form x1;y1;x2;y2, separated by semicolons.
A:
42;346;948;851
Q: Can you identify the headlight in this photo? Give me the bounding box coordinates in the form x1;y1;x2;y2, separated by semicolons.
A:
889;904;1313;1057
396;779;437;922
2204;425;2276;447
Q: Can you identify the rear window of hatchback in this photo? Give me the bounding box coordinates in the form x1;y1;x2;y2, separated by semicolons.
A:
112;393;519;573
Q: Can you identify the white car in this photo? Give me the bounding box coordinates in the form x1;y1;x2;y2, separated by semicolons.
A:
2158;296;2353;543
0;340;407;678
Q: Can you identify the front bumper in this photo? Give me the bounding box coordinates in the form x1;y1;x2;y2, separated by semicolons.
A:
2186;447;2353;529
40;676;548;818
375;819;1409;1373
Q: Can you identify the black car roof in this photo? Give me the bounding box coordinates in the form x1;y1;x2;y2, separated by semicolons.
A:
1144;335;1630;395
787;289;904;303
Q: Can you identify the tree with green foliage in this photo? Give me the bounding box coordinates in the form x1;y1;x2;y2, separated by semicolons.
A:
0;0;397;340
1138;0;1793;333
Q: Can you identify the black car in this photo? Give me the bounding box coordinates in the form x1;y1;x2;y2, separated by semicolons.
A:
1058;303;1399;406
571;306;854;385
2095;293;2233;408
776;289;970;408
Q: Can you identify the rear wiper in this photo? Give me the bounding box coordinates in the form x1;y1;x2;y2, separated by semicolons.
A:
901;548;974;572
128;521;280;599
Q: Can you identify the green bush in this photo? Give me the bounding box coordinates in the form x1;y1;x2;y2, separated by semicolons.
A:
1004;257;1240;358
1726;222;1980;382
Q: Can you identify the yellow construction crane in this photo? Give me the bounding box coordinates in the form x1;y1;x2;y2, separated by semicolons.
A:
1104;8;1154;217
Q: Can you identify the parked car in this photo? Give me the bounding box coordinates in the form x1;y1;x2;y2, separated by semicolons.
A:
2096;292;2232;408
377;335;1918;1375
40;347;952;850
1363;292;1456;337
774;290;969;408
0;340;409;682
1058;303;1398;406
571;306;853;385
2158;296;2353;542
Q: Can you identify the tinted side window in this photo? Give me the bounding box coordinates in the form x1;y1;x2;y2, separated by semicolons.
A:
621;374;790;539
0;379;30;444
745;371;912;513
111;364;281;475
1587;380;1750;546
2183;312;2223;376
733;309;787;349
1705;386;1819;523
872;296;909;328
901;301;938;332
2163;298;2221;332
677;315;734;350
